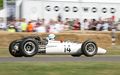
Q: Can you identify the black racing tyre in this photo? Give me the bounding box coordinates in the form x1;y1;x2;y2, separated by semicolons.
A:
19;39;38;57
22;36;42;45
9;40;23;57
81;40;98;57
22;36;42;42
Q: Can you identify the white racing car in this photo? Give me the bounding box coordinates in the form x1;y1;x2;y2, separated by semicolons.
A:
9;34;107;57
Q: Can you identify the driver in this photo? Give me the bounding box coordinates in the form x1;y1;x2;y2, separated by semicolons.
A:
47;34;56;41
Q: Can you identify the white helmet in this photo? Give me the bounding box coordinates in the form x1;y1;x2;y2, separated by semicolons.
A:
48;34;55;40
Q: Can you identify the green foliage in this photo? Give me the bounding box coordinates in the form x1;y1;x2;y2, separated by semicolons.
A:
0;0;3;9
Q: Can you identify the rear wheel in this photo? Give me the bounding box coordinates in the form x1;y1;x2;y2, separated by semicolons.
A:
19;39;38;57
81;40;98;57
9;40;23;57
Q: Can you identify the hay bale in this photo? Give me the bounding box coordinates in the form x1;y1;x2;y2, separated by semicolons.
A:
63;30;112;34
76;34;112;48
0;32;111;48
115;32;120;45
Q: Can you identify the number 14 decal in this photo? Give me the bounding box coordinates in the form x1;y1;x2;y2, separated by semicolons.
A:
64;45;71;52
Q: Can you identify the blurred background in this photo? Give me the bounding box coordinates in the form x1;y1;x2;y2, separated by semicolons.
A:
0;0;120;50
0;0;120;32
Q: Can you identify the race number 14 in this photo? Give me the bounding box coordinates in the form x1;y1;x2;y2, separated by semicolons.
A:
64;45;71;52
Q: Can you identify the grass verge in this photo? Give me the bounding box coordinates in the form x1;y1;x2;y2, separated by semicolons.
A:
0;62;120;75
106;45;120;55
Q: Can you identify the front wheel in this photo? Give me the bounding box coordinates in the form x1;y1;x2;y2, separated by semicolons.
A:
81;40;98;57
19;39;39;57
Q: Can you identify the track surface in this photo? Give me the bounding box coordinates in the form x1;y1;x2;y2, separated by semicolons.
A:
0;56;120;62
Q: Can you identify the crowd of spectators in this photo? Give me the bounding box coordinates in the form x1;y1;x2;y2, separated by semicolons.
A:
0;17;119;33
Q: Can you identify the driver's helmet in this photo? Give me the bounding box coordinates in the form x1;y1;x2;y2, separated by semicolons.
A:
47;34;55;40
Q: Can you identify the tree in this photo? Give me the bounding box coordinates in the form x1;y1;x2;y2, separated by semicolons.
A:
0;0;3;9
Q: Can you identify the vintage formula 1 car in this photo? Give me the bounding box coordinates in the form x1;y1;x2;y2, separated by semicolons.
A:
9;34;107;57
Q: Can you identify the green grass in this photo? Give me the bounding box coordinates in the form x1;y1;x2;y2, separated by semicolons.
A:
0;62;120;75
106;45;120;55
0;48;11;57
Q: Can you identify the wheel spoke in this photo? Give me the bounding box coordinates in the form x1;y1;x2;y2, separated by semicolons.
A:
24;42;36;54
85;43;96;55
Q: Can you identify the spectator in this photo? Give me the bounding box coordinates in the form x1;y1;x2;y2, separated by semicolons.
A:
21;19;27;32
59;21;65;31
0;21;7;31
48;20;61;33
0;17;118;32
64;22;69;31
117;23;120;31
73;19;80;30
65;18;73;30
47;19;54;33
35;22;46;33
57;13;62;22
89;19;97;30
101;21;110;31
7;20;16;30
54;21;63;32
7;25;16;32
81;19;89;31
96;21;103;31
15;20;22;32
27;21;34;32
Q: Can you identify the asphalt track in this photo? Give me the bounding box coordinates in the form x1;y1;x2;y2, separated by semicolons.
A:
0;56;120;62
